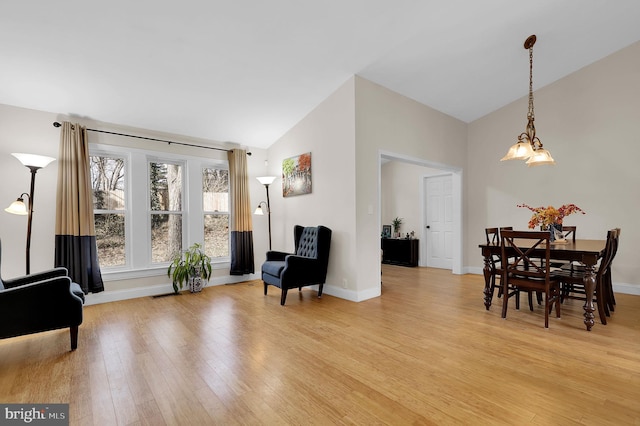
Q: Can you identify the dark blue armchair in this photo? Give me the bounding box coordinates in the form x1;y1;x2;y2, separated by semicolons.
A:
0;240;84;351
262;225;332;305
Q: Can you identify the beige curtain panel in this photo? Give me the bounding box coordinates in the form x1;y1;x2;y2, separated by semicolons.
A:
227;149;255;275
55;122;103;293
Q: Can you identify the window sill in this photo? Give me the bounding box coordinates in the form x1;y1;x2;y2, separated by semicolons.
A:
101;260;230;282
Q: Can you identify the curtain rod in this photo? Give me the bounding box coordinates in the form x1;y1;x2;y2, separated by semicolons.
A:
52;122;251;155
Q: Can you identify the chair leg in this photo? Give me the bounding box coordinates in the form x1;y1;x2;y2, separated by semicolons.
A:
596;280;607;325
318;283;324;298
606;271;616;311
527;291;534;311
263;281;268;296
544;295;549;328
280;288;288;305
501;285;509;319
70;326;78;351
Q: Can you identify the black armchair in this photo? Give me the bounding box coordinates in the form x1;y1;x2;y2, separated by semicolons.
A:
0;240;84;350
262;225;332;305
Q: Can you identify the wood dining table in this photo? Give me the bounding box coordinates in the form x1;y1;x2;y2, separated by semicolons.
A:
479;238;607;331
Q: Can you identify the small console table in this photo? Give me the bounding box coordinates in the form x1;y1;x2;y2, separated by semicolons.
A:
381;238;419;267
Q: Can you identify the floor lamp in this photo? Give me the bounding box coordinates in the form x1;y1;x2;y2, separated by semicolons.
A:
254;176;276;250
4;153;56;274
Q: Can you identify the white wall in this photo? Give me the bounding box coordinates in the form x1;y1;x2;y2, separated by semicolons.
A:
265;77;358;300
354;77;468;299
0;103;268;303
467;41;640;294
0;105;60;277
381;161;445;238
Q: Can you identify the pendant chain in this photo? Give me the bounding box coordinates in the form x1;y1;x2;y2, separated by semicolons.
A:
527;46;535;121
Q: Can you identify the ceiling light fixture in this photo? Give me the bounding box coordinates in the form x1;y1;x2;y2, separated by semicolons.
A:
501;35;555;166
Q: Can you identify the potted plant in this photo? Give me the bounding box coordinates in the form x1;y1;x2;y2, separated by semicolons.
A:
392;217;403;238
167;243;213;293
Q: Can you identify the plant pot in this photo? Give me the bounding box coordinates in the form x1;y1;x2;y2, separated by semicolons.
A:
189;276;206;293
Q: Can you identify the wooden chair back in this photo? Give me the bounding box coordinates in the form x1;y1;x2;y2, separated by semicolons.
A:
500;230;561;327
485;228;499;245
562;226;577;243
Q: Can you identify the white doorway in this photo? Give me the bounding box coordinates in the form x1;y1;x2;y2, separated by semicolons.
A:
379;150;462;274
424;174;453;269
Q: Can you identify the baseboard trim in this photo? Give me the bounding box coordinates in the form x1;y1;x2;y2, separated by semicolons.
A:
84;273;261;306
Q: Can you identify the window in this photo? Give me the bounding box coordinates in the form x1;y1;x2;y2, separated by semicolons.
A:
149;161;183;263
91;155;127;267
203;167;229;258
89;144;231;278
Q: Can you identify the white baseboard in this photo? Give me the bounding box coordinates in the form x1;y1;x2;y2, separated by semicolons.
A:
84;269;640;306
84;273;261;306
321;284;379;303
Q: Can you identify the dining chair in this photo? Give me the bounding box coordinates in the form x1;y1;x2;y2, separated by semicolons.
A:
553;229;618;325
500;230;561;328
485;228;502;301
562;225;577;243
604;228;621;312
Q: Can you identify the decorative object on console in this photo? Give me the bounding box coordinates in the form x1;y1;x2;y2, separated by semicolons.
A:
4;153;55;274
254;176;277;250
282;152;311;197
500;35;555;166
382;225;392;238
391;217;403;238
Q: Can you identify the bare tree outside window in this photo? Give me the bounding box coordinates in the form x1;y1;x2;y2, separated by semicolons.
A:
150;162;183;262
203;168;229;258
91;155;126;267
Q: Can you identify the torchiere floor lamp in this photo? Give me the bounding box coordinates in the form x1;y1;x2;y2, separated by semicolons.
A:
254;176;277;250
4;153;56;274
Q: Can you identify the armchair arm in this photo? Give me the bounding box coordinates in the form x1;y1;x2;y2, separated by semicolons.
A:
0;276;83;339
266;251;293;262
3;267;69;289
281;255;323;284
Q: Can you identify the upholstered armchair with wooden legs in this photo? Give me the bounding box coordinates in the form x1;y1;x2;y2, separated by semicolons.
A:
0;240;84;350
262;225;332;305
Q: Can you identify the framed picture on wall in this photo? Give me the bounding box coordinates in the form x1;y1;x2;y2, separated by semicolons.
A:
382;225;392;238
282;152;312;197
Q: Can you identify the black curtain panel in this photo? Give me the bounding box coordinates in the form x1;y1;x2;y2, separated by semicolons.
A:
54;122;104;294
227;149;255;275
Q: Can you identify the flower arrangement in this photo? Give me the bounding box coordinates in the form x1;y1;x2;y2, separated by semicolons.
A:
518;203;585;229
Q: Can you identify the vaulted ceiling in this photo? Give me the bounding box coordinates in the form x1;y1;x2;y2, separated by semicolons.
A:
2;1;640;148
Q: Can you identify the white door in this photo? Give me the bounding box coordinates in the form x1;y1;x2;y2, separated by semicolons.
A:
425;174;453;269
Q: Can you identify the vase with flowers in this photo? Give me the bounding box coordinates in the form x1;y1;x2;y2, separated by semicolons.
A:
518;203;585;241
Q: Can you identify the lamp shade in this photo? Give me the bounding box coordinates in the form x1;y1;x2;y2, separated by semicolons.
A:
5;199;28;215
254;205;264;215
500;141;534;161
256;176;276;185
526;149;556;167
12;153;55;169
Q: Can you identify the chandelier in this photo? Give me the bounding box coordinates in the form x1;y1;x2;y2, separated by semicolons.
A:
501;35;555;166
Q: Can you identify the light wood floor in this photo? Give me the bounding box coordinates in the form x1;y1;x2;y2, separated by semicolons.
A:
1;266;639;425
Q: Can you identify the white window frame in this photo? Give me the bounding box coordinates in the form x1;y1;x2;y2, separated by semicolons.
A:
148;157;186;264
90;150;132;272
202;165;231;261
89;144;231;281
